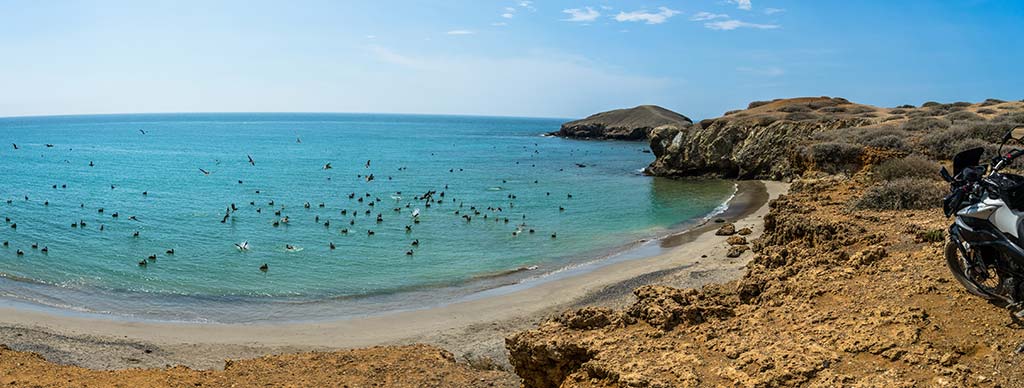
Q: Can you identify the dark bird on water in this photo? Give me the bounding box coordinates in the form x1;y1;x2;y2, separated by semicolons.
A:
12;143;18;150
259;263;268;272
139;129;147;135
166;249;175;255
199;168;210;175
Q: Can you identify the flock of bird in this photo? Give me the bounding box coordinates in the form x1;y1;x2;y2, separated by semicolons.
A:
2;132;579;274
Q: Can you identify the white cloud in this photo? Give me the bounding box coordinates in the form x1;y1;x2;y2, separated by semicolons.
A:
446;30;475;35
518;1;536;11
737;66;784;76
729;0;753;10
365;35;376;39
562;7;600;22
704;20;779;30
492;22;508;26
690;11;729;21
764;7;784;15
614;7;680;24
502;13;515;18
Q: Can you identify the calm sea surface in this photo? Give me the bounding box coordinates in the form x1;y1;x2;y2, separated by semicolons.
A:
0;113;733;322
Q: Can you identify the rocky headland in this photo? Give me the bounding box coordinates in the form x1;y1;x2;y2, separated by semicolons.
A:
553;105;692;140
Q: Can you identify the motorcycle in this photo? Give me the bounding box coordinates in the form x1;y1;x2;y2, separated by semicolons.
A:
942;126;1024;316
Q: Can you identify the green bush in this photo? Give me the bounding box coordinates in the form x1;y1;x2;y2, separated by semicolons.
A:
897;104;916;109
922;101;941;108
807;142;863;173
873;155;940;181
852;178;947;210
902;117;951;132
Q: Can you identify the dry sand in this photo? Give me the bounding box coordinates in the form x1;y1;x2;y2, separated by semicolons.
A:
0;180;788;371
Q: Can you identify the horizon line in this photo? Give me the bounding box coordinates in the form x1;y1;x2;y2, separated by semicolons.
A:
0;110;576;122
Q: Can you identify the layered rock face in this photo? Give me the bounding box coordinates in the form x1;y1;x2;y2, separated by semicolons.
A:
556;105;692;140
647;97;876;179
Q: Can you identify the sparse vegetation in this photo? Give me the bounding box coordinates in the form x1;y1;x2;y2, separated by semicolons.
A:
785;112;819;121
980;98;1006;107
889;108;907;115
945;110;983;123
747;101;771;109
852;178;946;210
807;142;862;173
922;101;941;108
901;117;950;132
873;156;939;181
978;108;997;115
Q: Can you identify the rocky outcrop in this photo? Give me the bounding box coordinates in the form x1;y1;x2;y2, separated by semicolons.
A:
555;105;692;140
646;97;876;179
505;175;1024;387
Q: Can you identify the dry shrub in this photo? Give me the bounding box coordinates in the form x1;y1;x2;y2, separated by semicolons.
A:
897;104;916;109
902;116;951;132
846;106;876;114
785;112;819;121
873;155;940;181
978;108;998;115
945;110;983;123
864;135;909;151
747;100;772;109
807;142;863;173
778;104;812;113
821;106;847;113
981;98;1006;107
922;101;941;108
889;108;908;114
852;178;947;210
807;98;843;110
883;115;904;122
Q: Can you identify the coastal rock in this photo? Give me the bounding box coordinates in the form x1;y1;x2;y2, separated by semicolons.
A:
726;235;747;246
726;245;749;257
646;97;876;179
715;223;736;236
555;105;692;140
737;227;752;236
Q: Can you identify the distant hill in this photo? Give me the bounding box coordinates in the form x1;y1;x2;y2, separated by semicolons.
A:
555;105;692;140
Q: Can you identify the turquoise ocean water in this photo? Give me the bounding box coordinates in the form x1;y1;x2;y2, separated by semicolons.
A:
0;113;733;322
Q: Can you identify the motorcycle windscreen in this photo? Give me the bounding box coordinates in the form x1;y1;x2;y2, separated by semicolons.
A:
952;147;985;176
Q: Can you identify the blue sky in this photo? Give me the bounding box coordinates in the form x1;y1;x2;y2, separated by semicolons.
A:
1;0;1021;119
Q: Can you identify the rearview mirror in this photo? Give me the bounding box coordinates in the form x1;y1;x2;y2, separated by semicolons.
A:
1013;127;1024;141
1005;127;1024;143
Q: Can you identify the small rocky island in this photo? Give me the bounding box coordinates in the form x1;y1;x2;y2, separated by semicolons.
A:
553;105;692;140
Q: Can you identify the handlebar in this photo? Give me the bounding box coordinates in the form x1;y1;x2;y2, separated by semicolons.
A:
993;148;1024;172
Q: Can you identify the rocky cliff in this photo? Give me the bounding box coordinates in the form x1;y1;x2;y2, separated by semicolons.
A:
555;105;692;140
646;97;878;179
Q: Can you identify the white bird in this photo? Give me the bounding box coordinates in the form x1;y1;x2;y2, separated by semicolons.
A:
235;241;250;251
411;208;420;218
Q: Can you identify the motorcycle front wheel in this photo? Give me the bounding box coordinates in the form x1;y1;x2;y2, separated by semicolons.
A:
945;240;1002;301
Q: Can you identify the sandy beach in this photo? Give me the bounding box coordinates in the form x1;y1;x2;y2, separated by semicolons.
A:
0;180;788;371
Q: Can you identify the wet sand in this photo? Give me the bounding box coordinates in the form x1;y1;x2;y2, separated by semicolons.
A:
0;180;788;370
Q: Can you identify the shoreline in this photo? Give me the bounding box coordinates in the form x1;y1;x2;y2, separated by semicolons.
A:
0;180;787;370
0;180;740;325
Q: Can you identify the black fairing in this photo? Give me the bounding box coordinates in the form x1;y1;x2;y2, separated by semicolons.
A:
953;147;985;176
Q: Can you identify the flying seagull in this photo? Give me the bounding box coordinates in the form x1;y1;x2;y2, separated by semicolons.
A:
139;129;147;135
11;143;18;150
198;168;210;175
247;154;255;166
323;162;332;170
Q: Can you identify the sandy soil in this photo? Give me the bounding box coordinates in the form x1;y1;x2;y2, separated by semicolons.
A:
0;180;786;385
